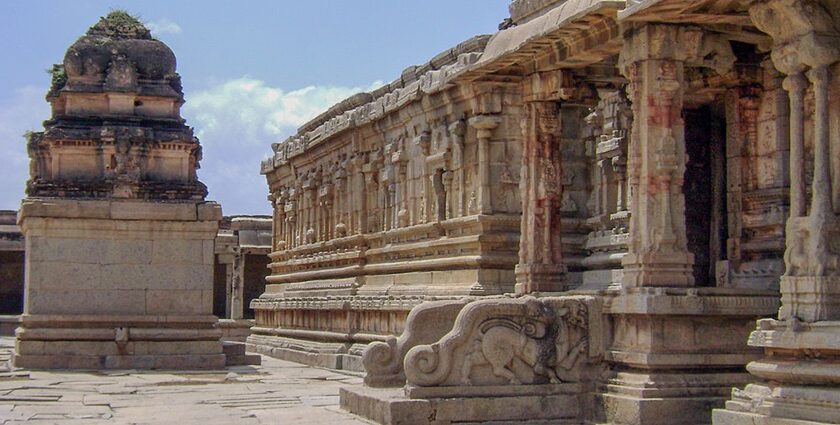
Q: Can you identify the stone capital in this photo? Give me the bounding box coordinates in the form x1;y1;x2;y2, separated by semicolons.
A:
749;0;840;72
468;115;501;133
467;82;509;115
618;24;735;76
522;69;576;102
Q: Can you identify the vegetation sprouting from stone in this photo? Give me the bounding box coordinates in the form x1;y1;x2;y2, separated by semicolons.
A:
88;9;152;39
46;64;66;96
23;130;42;147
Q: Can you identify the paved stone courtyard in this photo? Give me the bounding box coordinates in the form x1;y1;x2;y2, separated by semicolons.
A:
0;338;370;424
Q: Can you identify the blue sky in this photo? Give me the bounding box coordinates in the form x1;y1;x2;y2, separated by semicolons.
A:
0;1;508;214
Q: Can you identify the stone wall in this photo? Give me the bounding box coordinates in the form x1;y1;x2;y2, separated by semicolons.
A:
252;36;523;369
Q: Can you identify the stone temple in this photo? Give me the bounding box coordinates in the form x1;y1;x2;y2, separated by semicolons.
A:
4;1;840;424
16;11;226;370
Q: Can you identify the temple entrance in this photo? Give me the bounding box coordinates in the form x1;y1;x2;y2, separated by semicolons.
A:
684;105;727;286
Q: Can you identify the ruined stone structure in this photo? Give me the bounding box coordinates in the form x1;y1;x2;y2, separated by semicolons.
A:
214;216;271;342
14;12;225;370
214;216;272;321
254;0;840;423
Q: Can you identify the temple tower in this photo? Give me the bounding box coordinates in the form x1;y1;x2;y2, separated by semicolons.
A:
14;11;224;369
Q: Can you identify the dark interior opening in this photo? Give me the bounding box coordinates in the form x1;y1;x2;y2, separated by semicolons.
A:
212;257;227;317
243;254;269;319
684;105;727;286
0;251;24;314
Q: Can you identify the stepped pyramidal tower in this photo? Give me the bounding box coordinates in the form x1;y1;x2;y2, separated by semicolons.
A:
15;11;225;370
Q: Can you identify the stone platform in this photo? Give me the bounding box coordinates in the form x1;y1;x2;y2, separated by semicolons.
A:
14;199;225;370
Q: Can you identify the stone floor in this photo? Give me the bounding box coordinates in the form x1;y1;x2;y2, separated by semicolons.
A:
0;337;371;425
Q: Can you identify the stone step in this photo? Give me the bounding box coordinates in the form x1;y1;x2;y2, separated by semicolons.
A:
223;341;260;366
222;341;246;356
225;354;261;367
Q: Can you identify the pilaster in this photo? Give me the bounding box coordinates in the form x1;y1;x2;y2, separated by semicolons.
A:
618;24;695;288
468;115;501;215
515;100;567;294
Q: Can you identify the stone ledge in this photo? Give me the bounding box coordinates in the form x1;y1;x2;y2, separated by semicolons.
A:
246;333;367;371
712;409;829;425
340;384;584;424
406;382;582;399
605;351;762;368
19;199;221;222
13;353;226;370
749;319;840;350
606;289;780;316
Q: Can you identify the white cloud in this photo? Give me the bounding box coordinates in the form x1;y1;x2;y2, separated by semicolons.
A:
183;77;381;215
0;85;49;210
146;18;182;36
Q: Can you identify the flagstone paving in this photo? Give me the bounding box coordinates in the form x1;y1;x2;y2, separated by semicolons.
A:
0;338;371;425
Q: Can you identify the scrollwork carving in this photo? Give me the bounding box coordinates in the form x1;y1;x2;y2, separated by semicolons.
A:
404;296;597;387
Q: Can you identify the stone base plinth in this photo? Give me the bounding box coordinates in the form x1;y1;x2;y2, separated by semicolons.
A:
14;314;224;369
15;199;224;370
248;296;425;371
603;289;780;424
621;251;695;287
0;315;19;336
218;318;254;342
713;383;840;425
597;371;753;425
246;333;369;371
713;320;840;425
340;384;586;424
514;263;568;294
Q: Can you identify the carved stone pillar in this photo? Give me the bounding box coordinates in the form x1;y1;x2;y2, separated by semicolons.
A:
274;191;287;249
351;154;366;235
783;73;807;219
468;115;501;215
780;64;840;323
231;247;245;320
391;147;408;227
415;132;432;223
515;101;566;294
363;166;378;233
304;185;316;244
618;24;695;288
448;121;466;217
334;169;347;237
714;1;840;423
431;170;446;222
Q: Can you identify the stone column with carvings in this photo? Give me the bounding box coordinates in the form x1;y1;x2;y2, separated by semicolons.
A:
618;24;695;288
231;247;245;320
351;153;366;235
468;115;501;215
515;101;566;294
449;120;466;217
714;1;840;423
